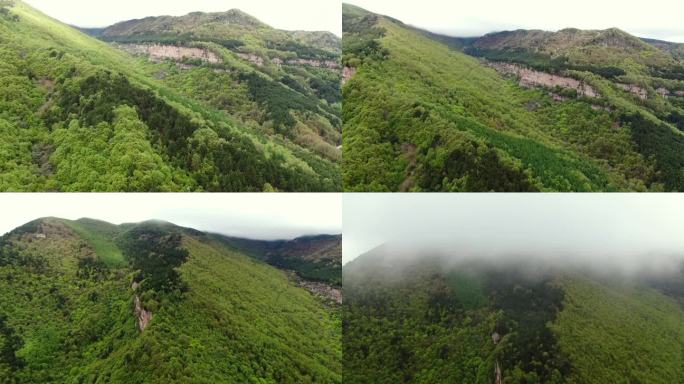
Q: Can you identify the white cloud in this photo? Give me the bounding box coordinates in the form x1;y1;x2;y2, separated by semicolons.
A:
0;193;341;240
343;193;684;266
24;0;342;36
346;0;684;42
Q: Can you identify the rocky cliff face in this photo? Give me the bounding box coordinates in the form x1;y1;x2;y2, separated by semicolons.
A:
490;62;599;98
342;66;357;84
117;43;221;63
133;294;152;331
237;53;339;69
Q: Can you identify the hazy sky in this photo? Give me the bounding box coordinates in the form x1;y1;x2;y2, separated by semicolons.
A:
24;0;342;35
343;194;684;268
346;0;684;42
0;193;341;240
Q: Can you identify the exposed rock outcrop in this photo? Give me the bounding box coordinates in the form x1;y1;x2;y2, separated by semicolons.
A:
118;43;221;64
616;83;648;100
133;294;152;331
343;66;357;84
237;53;339;69
490;62;599;98
287;271;341;304
237;53;264;66
287;58;338;69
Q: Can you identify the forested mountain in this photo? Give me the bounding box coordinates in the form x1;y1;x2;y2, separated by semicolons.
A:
213;234;342;285
342;4;684;191
343;246;684;383
0;217;341;383
0;1;340;191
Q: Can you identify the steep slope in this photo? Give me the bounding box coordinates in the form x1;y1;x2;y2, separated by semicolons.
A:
93;9;342;162
0;1;340;191
213;234;342;285
342;5;684;191
343;248;684;383
0;218;341;383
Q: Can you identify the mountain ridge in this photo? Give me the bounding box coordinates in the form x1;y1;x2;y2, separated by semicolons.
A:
0;215;341;382
342;4;684;192
344;246;684;383
0;1;341;191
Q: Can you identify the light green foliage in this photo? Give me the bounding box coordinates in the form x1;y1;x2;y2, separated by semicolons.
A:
344;251;684;384
344;258;499;383
342;5;684;191
0;218;340;383
0;1;340;191
62;218;125;268
49;106;189;191
552;277;684;384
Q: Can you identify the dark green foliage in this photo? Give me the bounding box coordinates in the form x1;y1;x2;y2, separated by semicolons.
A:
269;257;340;285
213;233;342;286
467;48;626;78
241;72;325;133
466;47;569;73
104;33;245;50
648;64;684;80
0;1;340;191
118;223;188;293
417;134;540;191
487;270;569;383
309;75;340;104
0;217;341;383
51;71;197;156
0;314;24;374
265;40;336;60
667;110;684;131
342;5;684;191
620;112;684;190
49;71;337;191
345;250;684;384
0;0;16;20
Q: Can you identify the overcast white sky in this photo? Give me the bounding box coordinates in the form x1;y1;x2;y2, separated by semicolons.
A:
24;0;342;35
346;0;684;42
343;194;684;268
0;193;341;240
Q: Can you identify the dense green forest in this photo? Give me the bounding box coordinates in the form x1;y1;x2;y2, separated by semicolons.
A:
343;249;684;383
213;234;342;286
0;1;340;191
0;217;341;383
342;4;684;191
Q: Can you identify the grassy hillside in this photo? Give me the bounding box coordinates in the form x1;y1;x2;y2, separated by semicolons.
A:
343;251;684;383
0;1;340;191
342;4;684;191
0;218;340;383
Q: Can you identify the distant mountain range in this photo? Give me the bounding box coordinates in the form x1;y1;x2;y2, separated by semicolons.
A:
342;4;684;191
0;217;341;382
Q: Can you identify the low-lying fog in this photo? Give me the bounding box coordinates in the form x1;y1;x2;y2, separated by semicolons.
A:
343;194;684;275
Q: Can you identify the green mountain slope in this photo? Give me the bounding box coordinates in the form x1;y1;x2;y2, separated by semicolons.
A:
0;218;341;383
343;249;684;383
212;234;342;285
0;1;340;191
342;4;684;191
95;9;342;163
